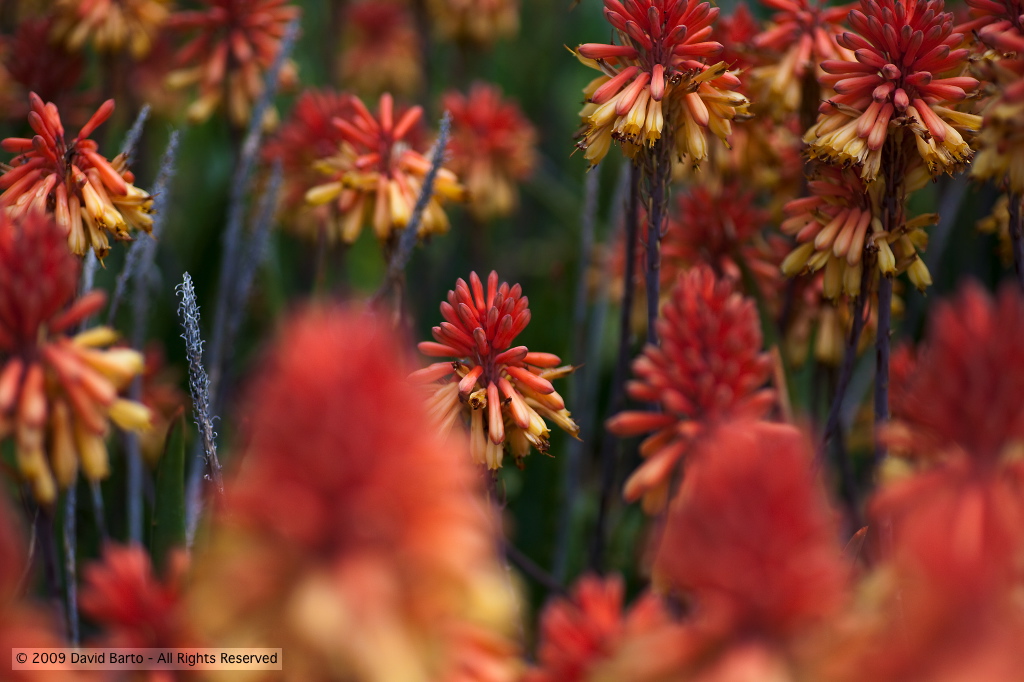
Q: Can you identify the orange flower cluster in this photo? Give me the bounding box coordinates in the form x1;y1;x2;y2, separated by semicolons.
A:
428;0;519;47
341;1;422;98
0;213;150;504
443;83;537;221
805;0;981;181
525;576;676;682
49;0;169;59
188;307;519;682
262;88;351;239
1;94;154;258
412;271;578;469
79;544;186;650
575;0;750;166
781;163;936;296
305;93;466;244
166;0;300;127
751;0;854;116
607;266;774;512
963;0;1024;193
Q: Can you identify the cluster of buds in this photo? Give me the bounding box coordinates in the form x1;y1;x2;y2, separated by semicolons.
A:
804;0;981;181
780;163;935;297
607;266;774;512
1;93;154;258
166;0;300;127
750;0;854;118
574;0;750;167
49;0;169;59
262;88;350;240
412;271;578;469
443;83;538;222
341;1;422;97
305;93;466;245
428;0;520;47
0;213;150;504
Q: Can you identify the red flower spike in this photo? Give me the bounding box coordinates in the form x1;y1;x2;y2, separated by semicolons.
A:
79;544;186;649
413;271;578;469
654;422;849;640
0;213;150;504
262;89;353;238
189;306;519;680
166;0;300;127
341;1;422;97
608;265;774;512
0;94;154;258
526;575;677;682
442;83;538;221
574;0;750;166
305;92;466;245
804;0;982;181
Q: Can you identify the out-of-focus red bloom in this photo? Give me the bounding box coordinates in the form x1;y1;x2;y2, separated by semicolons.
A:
0;498;80;681
957;0;1024;52
884;283;1024;463
0;213;150;504
305;93;466;244
806;0;981;181
574;0;750;166
428;0;519;47
607;266;774;512
717;3;760;75
1;94;154;258
839;284;1024;682
664;182;771;284
262;88;351;239
188;306;518;681
412;271;578;469
50;0;169;59
341;1;422;98
167;0;300;127
79;544;186;649
525;575;677;682
750;0;853;116
443;83;537;222
3;18;85;117
655;422;848;641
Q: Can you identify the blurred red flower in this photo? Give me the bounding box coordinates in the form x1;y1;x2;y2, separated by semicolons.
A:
189;306;519;680
607;265;774;512
0;212;149;503
443;83;537;221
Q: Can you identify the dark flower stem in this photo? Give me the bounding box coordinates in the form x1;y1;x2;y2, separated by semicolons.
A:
505;543;566;597
1010;192;1024;292
62;489;78;646
875;140;905;465
553;167;601;582
590;162;640;573
644;143;671;346
817;282;869;466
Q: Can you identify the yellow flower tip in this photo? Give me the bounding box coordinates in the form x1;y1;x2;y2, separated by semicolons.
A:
72;326;120;348
907;257;933;291
781;242;816;277
110;398;153;432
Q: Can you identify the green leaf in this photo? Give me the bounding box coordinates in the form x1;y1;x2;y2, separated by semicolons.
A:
151;407;186;575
